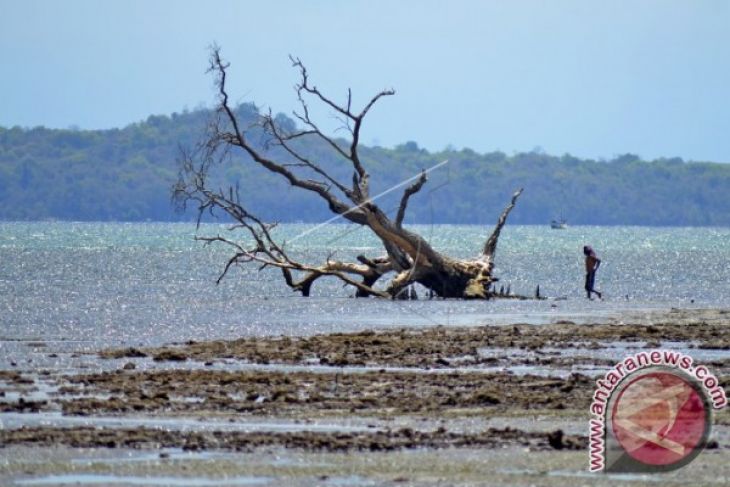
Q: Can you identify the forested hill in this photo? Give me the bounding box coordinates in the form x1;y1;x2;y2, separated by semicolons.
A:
1;105;729;226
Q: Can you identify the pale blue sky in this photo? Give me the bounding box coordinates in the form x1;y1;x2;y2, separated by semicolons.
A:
1;0;729;161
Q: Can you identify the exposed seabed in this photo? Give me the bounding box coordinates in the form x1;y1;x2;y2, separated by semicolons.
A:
1;308;729;486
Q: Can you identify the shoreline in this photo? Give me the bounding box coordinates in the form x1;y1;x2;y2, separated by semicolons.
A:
1;307;729;486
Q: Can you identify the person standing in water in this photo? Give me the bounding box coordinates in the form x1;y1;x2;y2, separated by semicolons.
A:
583;245;602;299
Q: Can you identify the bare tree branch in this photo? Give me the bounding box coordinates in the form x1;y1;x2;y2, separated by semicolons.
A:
289;55;394;198
395;170;427;228
262;111;352;196
208;48;367;224
483;188;524;260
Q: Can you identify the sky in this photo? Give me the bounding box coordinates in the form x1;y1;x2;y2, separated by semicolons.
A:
1;0;729;162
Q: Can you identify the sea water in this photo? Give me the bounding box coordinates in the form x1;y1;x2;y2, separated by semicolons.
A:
0;222;728;356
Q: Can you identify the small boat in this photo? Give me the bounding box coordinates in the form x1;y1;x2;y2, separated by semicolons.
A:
550;218;567;229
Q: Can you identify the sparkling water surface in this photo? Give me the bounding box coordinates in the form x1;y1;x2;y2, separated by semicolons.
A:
1;222;728;357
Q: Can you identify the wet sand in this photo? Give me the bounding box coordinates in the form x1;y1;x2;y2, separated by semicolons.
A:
1;307;729;486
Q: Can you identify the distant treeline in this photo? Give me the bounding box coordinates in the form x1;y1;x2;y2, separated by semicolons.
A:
1;105;729;226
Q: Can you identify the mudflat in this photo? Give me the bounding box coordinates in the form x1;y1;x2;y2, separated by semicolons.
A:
1;308;728;486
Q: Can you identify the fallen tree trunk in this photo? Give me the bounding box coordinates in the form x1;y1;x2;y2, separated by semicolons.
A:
174;48;523;300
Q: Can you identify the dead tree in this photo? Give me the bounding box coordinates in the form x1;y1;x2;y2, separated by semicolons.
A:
174;48;523;299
